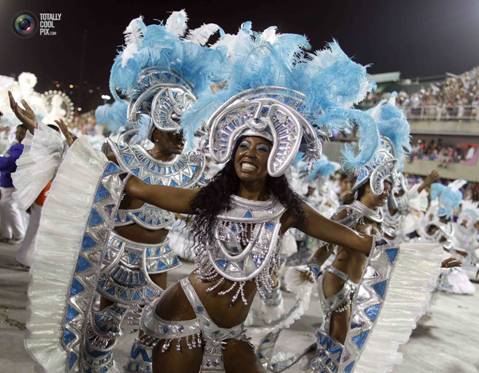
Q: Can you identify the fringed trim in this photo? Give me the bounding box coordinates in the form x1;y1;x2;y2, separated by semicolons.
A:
140;332;203;352
24;138;107;373
355;242;444;373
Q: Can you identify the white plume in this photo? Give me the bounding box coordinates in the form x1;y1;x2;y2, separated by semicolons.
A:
260;26;278;44
121;16;145;67
449;179;467;191
18;72;38;90
165;9;188;37
186;23;221;45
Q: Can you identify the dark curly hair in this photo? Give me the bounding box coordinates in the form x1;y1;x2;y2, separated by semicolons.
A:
189;142;305;244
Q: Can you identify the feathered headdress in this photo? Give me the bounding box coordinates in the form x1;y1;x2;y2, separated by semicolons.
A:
344;92;411;195
182;22;377;176
306;156;340;182
97;11;227;143
431;180;466;218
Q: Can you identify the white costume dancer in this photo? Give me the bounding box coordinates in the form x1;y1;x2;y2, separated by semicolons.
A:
419;181;476;295
451;200;479;281
13;123;66;266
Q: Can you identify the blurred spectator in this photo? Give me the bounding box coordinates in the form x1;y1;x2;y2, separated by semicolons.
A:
409;138;477;165
0;125;26;243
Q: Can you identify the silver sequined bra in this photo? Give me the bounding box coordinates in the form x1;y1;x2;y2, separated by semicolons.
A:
109;139;206;230
195;195;286;305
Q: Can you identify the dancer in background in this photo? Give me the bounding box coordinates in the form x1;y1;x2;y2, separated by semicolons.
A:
0;123;26;244
271;97;444;373
89;13;222;373
8;91;72;268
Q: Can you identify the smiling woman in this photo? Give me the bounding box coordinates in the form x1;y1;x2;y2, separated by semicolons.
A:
117;27;381;369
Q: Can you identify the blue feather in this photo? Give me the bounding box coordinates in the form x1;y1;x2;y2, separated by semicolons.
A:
370;93;411;169
129;114;152;144
306;157;340;181
431;182;463;218
317;108;379;171
95;100;128;133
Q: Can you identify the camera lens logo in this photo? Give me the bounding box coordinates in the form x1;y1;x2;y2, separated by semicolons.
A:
13;12;38;38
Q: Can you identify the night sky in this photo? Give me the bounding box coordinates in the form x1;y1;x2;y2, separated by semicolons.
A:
2;0;479;111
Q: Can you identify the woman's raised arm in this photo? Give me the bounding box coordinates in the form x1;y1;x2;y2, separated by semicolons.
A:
293;202;373;255
125;175;199;214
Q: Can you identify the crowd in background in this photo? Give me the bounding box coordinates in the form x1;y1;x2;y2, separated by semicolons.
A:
410;138;477;166
363;66;479;121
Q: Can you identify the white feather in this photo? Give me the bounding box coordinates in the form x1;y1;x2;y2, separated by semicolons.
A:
121;16;145;67
260;26;278;44
165;9;188;37
449;179;467;191
186;23;221;45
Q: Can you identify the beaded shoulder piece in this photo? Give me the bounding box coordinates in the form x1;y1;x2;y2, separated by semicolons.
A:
335;200;383;228
195;195;286;305
108;139;205;229
108;139;205;187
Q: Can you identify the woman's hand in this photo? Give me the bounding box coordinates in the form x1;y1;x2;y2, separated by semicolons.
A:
8;91;37;132
441;257;462;268
54;119;76;146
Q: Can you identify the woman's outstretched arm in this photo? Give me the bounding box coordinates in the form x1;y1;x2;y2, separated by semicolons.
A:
291;202;373;255
125;175;199;214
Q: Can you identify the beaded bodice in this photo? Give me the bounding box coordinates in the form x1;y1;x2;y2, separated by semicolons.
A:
195;195;286;305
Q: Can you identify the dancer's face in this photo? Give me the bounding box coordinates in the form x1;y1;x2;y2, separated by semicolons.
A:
234;136;271;182
361;180;392;209
152;128;184;155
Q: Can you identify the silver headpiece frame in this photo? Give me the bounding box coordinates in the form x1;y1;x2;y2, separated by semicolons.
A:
207;87;323;177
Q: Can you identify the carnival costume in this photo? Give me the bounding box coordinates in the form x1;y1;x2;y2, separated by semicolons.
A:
12;123;67;266
286;156;340;267
137;21;404;372
86;13;227;373
26;17;402;373
419;181;476;295
451;200;479;281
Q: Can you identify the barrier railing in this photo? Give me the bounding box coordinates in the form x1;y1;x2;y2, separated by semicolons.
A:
403;105;479;121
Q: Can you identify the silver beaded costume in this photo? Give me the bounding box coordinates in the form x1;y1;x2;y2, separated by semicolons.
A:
83;13;219;373
311;201;391;373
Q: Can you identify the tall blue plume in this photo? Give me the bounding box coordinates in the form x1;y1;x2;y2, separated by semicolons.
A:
370;93;411;169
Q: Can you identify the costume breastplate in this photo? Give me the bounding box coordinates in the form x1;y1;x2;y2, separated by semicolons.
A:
109;139;205;229
195;195;286;304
